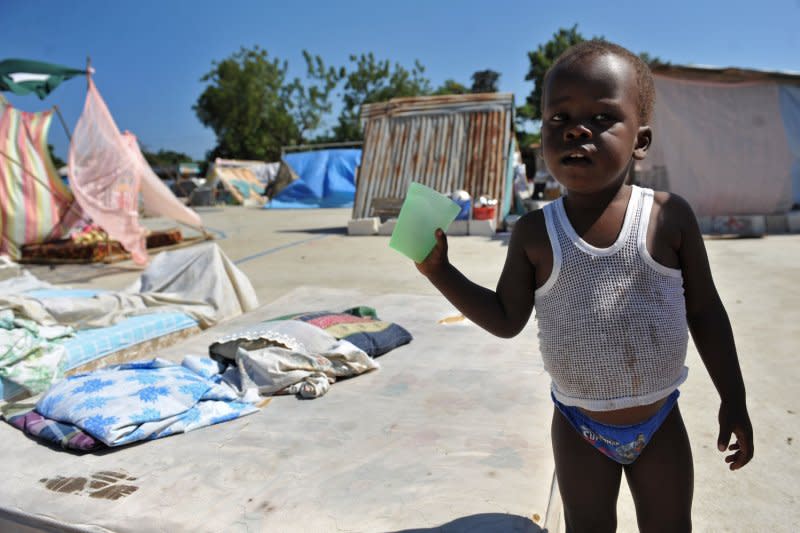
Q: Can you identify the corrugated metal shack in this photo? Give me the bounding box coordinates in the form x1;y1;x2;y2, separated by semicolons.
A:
353;93;517;226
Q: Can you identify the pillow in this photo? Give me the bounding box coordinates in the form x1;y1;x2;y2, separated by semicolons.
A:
271;306;412;357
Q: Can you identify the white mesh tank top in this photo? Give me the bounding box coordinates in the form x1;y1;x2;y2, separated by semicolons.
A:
535;186;689;411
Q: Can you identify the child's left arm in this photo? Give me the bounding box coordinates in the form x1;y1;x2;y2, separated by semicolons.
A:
668;195;753;470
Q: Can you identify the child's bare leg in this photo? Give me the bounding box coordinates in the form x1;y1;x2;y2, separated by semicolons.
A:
552;408;623;533
624;405;694;532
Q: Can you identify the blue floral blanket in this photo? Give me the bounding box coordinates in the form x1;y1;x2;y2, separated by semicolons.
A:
33;356;258;447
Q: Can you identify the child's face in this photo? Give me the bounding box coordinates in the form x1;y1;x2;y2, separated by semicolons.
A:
540;53;650;194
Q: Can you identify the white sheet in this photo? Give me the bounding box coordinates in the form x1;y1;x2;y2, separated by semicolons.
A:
0;243;258;329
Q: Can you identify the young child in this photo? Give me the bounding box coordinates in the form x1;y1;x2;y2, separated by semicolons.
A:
416;40;753;532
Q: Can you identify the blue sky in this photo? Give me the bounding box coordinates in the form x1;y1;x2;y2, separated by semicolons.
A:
2;0;798;161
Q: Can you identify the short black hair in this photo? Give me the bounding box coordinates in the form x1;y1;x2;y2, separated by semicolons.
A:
544;39;655;124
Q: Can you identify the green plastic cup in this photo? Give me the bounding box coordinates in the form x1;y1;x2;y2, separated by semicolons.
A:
389;182;461;262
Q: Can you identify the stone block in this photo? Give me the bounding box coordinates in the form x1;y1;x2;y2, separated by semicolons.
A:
705;215;765;237
378;219;397;236
765;214;788;234
469;218;496;237
347;217;380;236
786;211;800;233
446;220;469;236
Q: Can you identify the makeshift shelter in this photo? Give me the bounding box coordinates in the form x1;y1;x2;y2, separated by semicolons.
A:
639;64;800;216
68;77;205;264
354;93;517;225
0;100;83;259
265;148;361;209
2;59;207;264
204;158;278;205
0;60;89;259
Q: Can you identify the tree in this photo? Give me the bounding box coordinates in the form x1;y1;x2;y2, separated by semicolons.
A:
520;25;586;122
519;26;666;124
142;148;195;167
470;69;500;93
285;51;345;144
47;143;65;168
194;46;299;161
433;79;469;96
330;53;432;142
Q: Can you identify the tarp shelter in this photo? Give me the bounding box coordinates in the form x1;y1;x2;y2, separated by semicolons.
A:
639;64;800;216
204;159;278;205
68;77;203;264
0;100;83;259
0;59;88;260
354;93;517;225
265;148;361;209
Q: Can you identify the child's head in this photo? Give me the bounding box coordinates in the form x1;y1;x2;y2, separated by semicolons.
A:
545;40;655;124
539;39;655;193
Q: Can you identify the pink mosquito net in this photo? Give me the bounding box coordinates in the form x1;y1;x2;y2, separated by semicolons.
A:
68;78;202;264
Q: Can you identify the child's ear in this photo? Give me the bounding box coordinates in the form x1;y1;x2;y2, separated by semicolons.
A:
633;126;652;160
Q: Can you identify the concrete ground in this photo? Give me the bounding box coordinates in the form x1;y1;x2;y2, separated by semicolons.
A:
22;206;800;532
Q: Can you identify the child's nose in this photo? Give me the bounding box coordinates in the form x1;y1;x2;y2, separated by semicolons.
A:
564;123;592;141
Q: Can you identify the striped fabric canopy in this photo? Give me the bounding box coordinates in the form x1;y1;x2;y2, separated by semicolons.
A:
0;103;81;259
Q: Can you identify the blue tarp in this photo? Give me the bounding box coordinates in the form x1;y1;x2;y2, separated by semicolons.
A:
265;148;361;209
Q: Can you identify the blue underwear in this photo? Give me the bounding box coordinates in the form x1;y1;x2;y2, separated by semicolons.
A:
553;390;680;465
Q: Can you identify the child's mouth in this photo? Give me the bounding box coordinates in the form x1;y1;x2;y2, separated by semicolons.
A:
561;153;592;166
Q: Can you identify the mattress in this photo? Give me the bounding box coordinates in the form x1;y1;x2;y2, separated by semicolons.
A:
1;289;200;401
0;287;553;532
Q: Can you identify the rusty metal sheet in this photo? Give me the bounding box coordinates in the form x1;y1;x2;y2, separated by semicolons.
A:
355;93;516;225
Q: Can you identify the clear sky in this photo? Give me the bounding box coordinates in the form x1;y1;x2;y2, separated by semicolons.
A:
2;0;798;161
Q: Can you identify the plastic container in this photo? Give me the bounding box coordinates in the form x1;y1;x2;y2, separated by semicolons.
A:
472;205;496;220
451;190;472;220
389;182;461;262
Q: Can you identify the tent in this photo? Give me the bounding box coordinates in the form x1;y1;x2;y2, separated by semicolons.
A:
265;148;361;209
0;60;89;260
0;99;84;260
67;77;204;264
203;159;276;206
1;58;208;265
639;64;800;216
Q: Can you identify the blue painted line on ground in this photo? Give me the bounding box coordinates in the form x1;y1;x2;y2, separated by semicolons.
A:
202;226;228;239
233;234;330;265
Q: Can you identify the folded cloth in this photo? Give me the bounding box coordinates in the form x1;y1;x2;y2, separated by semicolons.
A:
210;320;379;399
4;403;100;451
273;306;413;357
33;356;258;447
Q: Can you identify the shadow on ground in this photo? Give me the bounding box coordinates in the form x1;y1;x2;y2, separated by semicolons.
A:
389;513;543;532
277;226;348;235
25;264;143;284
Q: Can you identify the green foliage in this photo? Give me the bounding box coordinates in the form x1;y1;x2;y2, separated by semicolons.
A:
285;51;344;143
330;53;432;142
194;46;299;161
521;24;586;122
193;36;659;158
433;79;469;95
142;148;195;167
47;143;65;168
638;52;668;68
470;69;500;93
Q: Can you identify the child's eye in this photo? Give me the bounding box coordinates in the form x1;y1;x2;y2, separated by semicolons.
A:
550;113;566;122
593;113;614;122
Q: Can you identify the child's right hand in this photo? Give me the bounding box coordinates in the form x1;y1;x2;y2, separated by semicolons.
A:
415;228;449;277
